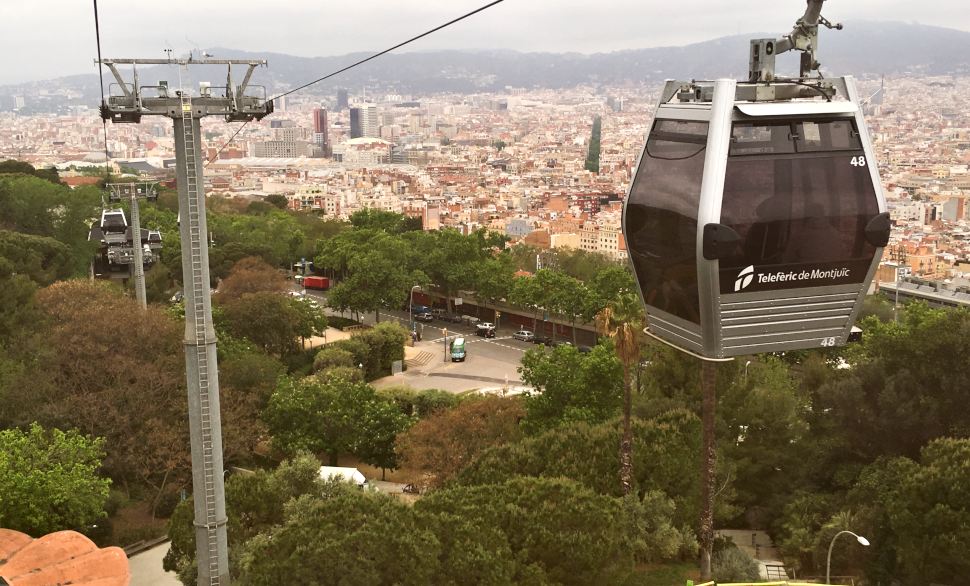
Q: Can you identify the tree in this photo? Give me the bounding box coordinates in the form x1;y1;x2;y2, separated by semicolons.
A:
0;266;38;343
2;280;190;512
397;395;525;488
473;254;515;319
549;271;588;344
221;293;306;358
416;476;682;586
264;194;288;209
312;346;356;372
587;264;637;317
0;174;101;275
518;343;622;433
0;423;111;536
215;256;288;301
165;453;325;583
459;411;701;527
510;274;543;332
349;208;420;234
0;159;63;184
240;485;440;586
377;386;461;418
596;292;646;496
812;304;970;471
356;398;413;479
324;232;420;323
0;230;75;285
264;375;409;467
885;438;970;584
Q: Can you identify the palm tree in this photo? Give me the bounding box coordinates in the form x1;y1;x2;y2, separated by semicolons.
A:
595;291;644;496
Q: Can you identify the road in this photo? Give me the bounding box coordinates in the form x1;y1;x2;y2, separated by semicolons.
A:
302;289;537;393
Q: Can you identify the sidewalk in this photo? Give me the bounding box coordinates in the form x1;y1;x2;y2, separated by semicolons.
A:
717;529;788;580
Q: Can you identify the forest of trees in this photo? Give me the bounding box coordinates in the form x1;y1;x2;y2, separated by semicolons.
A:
2;160;969;584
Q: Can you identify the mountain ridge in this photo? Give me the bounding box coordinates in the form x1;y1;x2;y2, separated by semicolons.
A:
3;20;969;111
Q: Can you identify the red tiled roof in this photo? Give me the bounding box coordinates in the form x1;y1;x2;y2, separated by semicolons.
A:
0;529;130;586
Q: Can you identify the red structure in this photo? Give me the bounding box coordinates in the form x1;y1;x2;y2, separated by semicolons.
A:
0;529;130;585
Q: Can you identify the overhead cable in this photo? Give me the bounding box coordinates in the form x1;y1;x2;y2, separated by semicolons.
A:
205;0;506;166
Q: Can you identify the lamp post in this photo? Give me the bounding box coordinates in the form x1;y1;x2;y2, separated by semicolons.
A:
743;360;752;383
826;530;869;584
409;285;421;331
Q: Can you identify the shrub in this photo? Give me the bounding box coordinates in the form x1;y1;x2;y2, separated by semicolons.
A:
712;545;761;582
313;347;355;372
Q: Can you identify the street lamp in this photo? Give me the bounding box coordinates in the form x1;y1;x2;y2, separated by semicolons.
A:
826;530;869;584
743;360;752;383
409;285;421;331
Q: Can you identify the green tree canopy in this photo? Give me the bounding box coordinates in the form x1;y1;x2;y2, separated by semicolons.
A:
518;343;622;433
459;411;701;526
264;374;411;467
240;486;440;586
416;476;685;586
221;292;317;358
0;423;110;536
0;230;75;285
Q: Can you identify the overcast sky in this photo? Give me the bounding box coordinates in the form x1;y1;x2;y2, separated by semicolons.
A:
1;0;967;86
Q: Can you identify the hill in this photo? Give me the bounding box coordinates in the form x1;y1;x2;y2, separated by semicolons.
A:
2;20;969;112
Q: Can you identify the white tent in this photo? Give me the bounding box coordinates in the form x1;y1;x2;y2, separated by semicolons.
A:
319;466;367;487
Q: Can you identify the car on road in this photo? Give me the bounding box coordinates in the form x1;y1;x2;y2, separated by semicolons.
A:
512;330;535;342
414;311;434;322
439;313;464;323
476;322;496;338
532;334;552;345
450;337;466;362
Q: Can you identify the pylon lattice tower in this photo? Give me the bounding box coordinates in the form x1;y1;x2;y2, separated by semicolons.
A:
97;56;273;586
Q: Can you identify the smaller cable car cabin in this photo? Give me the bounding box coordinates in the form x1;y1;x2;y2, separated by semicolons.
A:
624;77;889;359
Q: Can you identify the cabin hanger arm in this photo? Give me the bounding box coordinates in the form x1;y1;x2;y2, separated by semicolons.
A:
749;0;843;82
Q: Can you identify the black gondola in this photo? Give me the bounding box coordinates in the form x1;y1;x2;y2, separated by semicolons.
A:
623;4;889;359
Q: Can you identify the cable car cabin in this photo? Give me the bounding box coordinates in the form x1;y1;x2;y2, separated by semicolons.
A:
624;78;890;359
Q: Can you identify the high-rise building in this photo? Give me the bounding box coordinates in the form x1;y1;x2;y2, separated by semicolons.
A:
349;104;379;139
337;89;349;110
312;108;330;156
349;108;363;139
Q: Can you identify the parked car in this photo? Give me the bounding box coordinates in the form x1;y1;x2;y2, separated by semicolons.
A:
532;334;553;345
512;330;535;342
551;340;573;348
440;313;463;323
414;311;434;322
577;345;593;354
462;315;480;326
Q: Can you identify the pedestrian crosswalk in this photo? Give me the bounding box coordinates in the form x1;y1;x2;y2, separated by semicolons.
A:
405;351;435;368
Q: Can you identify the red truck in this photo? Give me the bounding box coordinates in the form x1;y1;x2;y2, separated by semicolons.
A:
302;276;330;290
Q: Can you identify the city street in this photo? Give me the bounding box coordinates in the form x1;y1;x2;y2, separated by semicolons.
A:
303;289;535;393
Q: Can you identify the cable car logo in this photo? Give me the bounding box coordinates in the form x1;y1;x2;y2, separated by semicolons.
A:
735;265;755;292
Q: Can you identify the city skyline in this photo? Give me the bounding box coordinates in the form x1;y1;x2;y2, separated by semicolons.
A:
2;0;970;85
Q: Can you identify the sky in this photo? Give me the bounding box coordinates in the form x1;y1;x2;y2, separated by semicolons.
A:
1;0;968;86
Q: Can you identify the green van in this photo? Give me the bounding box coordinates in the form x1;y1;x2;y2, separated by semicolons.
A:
450;337;466;362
